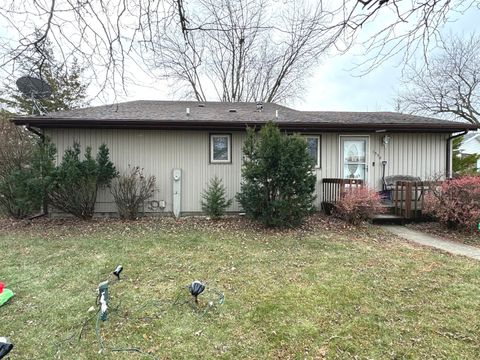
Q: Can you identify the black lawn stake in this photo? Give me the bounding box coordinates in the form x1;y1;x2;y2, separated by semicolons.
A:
189;281;205;304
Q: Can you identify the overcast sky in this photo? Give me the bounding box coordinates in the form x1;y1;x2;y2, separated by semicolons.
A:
116;5;480;112
1;3;478;113
301;7;480;112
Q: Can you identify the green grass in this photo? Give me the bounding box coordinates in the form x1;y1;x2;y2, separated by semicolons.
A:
1;216;479;359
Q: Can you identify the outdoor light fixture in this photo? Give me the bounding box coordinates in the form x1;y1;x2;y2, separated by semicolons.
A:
382;134;391;147
189;281;205;304
0;338;13;359
113;265;123;280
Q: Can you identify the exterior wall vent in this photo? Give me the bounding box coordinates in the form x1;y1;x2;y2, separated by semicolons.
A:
229;109;237;113
198;103;205;107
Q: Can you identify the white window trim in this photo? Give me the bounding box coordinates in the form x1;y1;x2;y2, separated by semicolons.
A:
210;134;232;164
305;135;321;168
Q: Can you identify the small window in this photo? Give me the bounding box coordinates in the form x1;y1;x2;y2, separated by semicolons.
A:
210;134;231;163
305;136;320;168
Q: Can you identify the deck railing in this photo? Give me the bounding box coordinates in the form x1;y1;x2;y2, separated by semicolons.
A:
393;180;442;220
321;178;442;220
322;178;364;204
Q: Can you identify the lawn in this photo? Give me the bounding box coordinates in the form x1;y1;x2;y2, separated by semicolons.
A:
1;216;479;359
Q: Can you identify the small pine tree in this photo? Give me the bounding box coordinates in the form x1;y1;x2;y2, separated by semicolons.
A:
237;122;316;227
0;31;88;115
96;144;118;186
452;136;480;175
201;176;232;219
49;143;118;219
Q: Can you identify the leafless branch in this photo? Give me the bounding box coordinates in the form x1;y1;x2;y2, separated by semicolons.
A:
152;0;335;103
0;0;477;100
398;33;480;125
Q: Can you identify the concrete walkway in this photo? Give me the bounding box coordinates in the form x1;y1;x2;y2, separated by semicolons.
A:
381;225;480;261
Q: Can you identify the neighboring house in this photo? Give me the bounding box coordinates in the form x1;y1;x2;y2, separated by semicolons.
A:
459;132;480;171
11;101;477;216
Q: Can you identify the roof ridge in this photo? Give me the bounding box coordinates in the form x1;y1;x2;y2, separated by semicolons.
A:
10;99;478;131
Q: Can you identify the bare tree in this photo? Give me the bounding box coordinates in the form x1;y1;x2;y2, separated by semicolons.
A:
0;0;177;96
154;0;335;102
398;33;480;125
0;0;476;99
328;0;477;73
175;1;478;76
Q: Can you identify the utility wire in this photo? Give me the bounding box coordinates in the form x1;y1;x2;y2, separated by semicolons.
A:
59;283;224;358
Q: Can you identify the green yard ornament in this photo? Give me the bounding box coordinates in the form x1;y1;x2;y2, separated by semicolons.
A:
0;282;14;307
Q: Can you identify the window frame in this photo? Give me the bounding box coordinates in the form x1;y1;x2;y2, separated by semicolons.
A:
304;135;321;169
209;133;232;164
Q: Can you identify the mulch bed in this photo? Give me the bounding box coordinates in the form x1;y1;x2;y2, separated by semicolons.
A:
0;213;358;237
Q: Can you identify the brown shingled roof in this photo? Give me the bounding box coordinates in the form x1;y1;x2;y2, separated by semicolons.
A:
11;100;477;132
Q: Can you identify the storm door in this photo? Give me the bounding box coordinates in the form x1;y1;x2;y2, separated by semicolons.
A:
340;136;369;182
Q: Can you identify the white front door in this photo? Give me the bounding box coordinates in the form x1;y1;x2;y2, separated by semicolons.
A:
340;136;369;182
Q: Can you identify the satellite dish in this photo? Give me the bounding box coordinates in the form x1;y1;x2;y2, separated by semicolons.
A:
15;76;52;115
16;76;52;99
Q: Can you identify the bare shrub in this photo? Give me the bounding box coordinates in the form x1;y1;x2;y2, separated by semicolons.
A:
110;166;156;220
423;176;480;232
0;112;33;180
334;187;384;225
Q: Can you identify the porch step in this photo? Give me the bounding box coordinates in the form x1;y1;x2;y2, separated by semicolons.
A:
379;204;396;215
371;214;404;225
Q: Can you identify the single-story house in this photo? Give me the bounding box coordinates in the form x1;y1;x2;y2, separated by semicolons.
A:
12;101;478;216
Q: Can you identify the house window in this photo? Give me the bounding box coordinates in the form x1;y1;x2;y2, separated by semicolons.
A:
305;136;320;168
210;134;231;163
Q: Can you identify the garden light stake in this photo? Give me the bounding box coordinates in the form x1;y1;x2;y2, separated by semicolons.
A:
113;265;123;280
0;338;13;359
189;281;205;304
97;281;109;321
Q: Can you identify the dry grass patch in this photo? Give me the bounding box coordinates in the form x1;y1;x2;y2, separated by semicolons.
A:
0;215;479;359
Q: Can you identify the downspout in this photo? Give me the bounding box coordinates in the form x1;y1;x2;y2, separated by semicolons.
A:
26;124;45;141
25;124;48;219
446;130;468;179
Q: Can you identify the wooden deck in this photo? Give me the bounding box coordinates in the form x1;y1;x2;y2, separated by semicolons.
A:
322;178;442;222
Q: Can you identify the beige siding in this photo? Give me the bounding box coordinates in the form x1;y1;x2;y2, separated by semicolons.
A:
45;129;448;215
